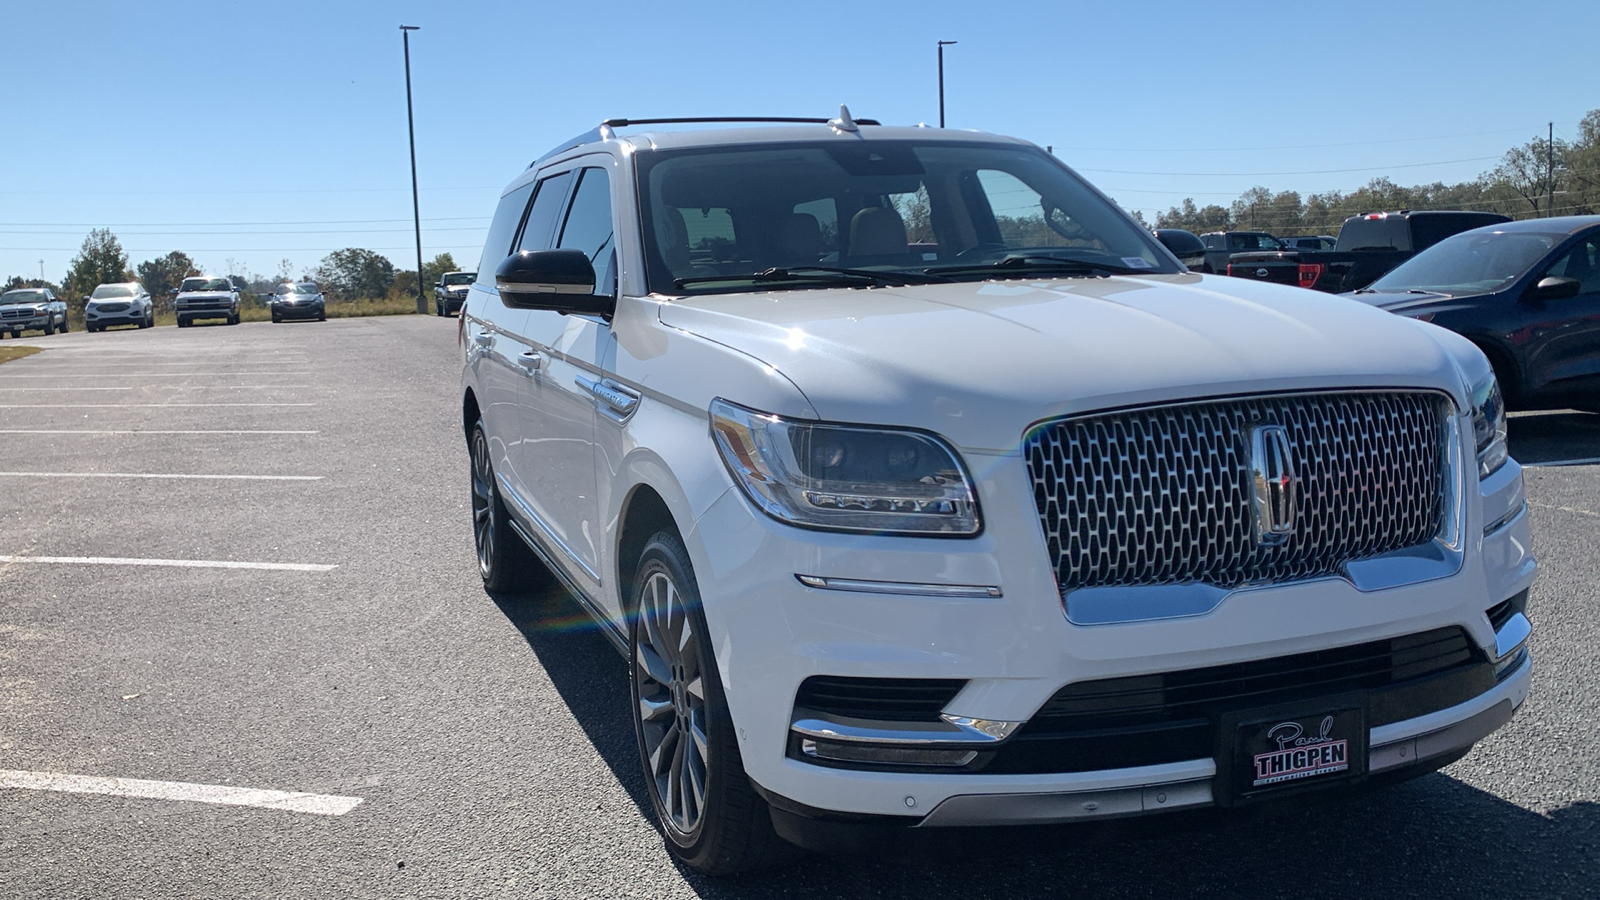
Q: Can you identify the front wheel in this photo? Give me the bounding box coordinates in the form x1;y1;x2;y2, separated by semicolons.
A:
629;530;800;874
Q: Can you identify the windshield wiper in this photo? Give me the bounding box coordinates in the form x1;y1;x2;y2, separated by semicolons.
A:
674;266;944;290
924;254;1147;279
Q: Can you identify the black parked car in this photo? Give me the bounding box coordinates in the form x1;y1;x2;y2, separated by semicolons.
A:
1349;216;1600;411
1153;228;1207;270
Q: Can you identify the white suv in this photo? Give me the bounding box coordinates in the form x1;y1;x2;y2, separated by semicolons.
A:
459;111;1536;874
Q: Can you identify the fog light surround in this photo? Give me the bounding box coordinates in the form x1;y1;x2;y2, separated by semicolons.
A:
800;738;978;768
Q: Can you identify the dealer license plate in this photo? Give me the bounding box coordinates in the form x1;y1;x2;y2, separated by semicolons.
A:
1222;704;1366;803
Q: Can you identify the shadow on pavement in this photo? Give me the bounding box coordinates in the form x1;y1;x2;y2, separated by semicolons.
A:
1509;410;1600;465
489;582;1598;897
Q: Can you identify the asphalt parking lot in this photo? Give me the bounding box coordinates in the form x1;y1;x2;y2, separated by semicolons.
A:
1;317;1597;898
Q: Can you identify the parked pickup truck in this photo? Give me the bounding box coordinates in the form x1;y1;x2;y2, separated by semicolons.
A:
1226;210;1510;292
1196;231;1284;273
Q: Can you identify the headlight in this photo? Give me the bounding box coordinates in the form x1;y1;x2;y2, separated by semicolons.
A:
709;399;980;535
1470;372;1508;479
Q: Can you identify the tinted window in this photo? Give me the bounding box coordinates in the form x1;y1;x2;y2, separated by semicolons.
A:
517;171;576;253
1337;218;1410;252
476;181;536;285
1409;214;1508;252
1542;238;1600;294
1369;230;1562;295
558;168;614;261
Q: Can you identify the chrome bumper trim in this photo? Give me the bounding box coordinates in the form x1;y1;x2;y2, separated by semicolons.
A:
795;574;1002;599
918;777;1214;827
790;710;1021;746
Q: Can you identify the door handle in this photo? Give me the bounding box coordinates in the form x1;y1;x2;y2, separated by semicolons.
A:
518;350;543;373
473;332;493;347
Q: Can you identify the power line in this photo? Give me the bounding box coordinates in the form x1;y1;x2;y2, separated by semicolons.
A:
1050;125;1561;154
0;216;491;227
1078;156;1500;177
0;227;489;236
0;186;501;196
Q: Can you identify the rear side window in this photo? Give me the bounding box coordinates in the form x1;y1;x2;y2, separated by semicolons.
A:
476;181;536;286
517;171;576;253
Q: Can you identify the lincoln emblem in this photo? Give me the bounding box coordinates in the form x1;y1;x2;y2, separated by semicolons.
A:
1250;424;1297;544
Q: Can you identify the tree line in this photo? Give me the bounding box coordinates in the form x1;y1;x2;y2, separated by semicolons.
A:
1150;110;1600;236
3;232;464;308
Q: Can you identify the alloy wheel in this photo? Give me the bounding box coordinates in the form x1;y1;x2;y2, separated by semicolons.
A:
470;427;496;579
633;569;710;837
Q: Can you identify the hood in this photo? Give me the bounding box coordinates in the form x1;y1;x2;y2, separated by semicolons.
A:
658;273;1474;452
0;298;49;309
1346;289;1470;316
177;290;234;300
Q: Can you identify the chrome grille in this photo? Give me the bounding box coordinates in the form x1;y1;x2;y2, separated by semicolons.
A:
1024;391;1451;592
1;308;34;319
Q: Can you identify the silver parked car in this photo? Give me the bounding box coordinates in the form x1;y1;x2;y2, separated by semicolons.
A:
0;287;68;337
85;282;155;332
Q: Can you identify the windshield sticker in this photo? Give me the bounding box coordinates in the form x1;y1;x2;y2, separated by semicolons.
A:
1121;257;1154;269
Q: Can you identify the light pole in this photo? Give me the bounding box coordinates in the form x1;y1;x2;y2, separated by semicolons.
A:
400;25;426;314
937;40;957;128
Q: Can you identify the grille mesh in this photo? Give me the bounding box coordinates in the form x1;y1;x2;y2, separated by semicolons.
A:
1025;391;1450;592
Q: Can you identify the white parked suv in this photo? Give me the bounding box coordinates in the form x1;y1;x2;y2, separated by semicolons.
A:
85;282;155;331
459;111;1537;873
173;275;240;327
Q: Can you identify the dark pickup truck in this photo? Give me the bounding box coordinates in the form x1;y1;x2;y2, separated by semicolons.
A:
1225;210;1511;292
1195;231;1284;273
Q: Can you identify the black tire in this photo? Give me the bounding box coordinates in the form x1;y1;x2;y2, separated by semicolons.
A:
177;318;189;328
59;317;68;333
43;320;54;336
436;300;444;317
272;314;282;323
317;312;326;322
469;420;544;594
629;530;801;875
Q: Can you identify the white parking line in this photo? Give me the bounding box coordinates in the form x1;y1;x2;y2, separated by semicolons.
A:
0;556;337;572
0;387;134;391
0;430;319;435
0;403;316;408
0;472;322;481
0;769;362;816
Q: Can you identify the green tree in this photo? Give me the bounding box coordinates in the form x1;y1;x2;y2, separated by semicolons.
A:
314;248;396;300
136;251;198;305
65;229;130;298
421;252;458;288
1486;134;1567;217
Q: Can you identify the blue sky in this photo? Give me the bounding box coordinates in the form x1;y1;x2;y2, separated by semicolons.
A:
5;0;1596;284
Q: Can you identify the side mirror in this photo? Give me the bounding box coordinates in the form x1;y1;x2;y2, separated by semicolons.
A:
1529;276;1582;301
495;249;614;319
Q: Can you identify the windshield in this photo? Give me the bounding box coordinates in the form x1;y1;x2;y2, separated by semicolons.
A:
287;283;319;294
1;289;47;304
1368;230;1561;295
637;140;1173;294
442;273;474;286
180;277;233;292
91;284;135;299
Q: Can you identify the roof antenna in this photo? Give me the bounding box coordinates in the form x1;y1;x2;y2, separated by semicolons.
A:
829;104;859;133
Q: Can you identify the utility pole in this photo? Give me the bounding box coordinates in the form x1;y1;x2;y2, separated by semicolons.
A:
937;41;957;128
1547;121;1555;218
39;259;44;281
401;25;426;314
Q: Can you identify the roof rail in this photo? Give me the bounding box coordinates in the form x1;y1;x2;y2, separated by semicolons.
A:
528;111;883;168
600;115;880;128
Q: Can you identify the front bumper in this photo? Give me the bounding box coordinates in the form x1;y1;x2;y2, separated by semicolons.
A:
1;313;49;329
176;305;234;320
438;293;467;312
86;307;144;326
686;442;1536;823
273;302;325;319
